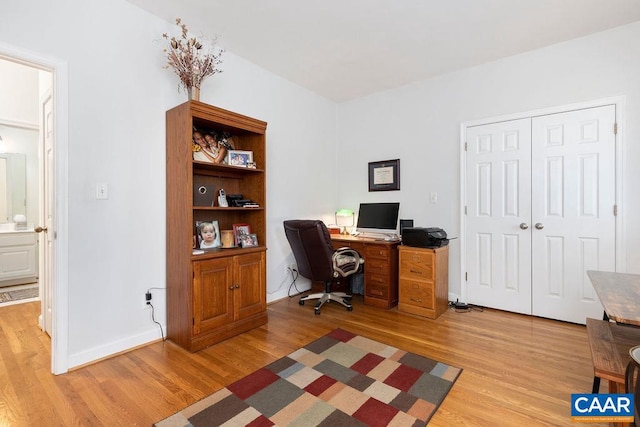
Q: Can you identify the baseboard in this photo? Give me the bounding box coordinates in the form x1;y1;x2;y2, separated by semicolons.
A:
67;327;164;370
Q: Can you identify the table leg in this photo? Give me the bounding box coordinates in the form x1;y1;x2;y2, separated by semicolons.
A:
592;310;609;393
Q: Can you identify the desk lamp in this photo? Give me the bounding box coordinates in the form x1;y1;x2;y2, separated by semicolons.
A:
335;209;354;235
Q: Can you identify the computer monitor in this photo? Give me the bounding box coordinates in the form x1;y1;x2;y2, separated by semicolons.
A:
355;202;400;237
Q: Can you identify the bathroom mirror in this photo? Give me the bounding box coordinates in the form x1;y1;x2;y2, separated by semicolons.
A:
0;152;26;223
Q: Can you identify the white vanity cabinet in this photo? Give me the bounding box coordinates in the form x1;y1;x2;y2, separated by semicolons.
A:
0;232;37;285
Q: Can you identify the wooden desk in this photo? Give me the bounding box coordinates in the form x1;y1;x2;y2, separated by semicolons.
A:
588;270;640;326
331;235;399;309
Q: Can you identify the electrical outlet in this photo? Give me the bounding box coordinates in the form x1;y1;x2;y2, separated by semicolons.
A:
145;291;152;307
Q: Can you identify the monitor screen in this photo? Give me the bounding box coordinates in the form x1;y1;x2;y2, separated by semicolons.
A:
356;202;400;235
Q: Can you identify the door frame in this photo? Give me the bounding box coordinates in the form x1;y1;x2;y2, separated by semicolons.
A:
459;96;626;304
0;42;70;374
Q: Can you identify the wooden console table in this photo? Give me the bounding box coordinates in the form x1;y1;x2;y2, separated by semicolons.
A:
588;270;640;326
331;235;399;309
586;270;640;404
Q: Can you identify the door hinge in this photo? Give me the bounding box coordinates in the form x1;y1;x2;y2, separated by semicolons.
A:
465;272;468;281
614;122;618;135
614;204;618;216
464;206;467;215
464;142;468;151
192;318;195;326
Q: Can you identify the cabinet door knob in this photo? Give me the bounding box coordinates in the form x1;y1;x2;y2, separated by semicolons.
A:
35;226;48;233
519;223;529;230
229;286;234;290
235;284;240;289
535;223;544;230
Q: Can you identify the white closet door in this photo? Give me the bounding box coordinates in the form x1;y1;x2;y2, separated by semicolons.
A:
465;119;532;314
530;105;615;324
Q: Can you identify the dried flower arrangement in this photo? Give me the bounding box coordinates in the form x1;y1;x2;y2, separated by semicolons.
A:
162;18;224;97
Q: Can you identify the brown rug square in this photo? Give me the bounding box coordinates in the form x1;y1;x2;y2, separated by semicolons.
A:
155;328;461;426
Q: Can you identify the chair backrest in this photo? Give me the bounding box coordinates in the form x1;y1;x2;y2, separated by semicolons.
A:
283;220;335;282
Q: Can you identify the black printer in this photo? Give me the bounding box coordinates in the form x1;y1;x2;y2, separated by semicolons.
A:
402;227;448;248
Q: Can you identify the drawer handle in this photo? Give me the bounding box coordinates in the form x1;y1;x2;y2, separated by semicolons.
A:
370;290;383;296
410;269;422;274
410;298;423;303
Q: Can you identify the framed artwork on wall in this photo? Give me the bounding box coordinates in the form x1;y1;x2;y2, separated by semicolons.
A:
368;159;400;191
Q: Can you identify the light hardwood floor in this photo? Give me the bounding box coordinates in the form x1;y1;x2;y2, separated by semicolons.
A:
0;296;608;426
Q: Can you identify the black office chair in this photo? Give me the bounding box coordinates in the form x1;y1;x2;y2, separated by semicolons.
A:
283;219;364;315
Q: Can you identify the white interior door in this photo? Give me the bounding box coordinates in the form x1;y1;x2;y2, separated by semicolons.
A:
465;119;532;314
531;106;615;324
465;104;616;324
40;90;54;336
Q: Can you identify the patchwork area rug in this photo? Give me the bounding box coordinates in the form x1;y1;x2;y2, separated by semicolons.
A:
0;285;38;304
155;328;461;427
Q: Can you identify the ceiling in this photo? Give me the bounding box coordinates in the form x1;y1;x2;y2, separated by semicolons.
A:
127;0;640;102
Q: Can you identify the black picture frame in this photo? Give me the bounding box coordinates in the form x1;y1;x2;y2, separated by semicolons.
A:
368;159;400;191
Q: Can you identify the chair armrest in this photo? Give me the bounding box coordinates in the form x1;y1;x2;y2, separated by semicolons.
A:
332;247;364;277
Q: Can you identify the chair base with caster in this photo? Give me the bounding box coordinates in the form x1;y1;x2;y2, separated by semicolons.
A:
300;289;353;315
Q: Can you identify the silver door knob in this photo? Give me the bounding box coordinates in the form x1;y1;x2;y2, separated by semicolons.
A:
34;226;48;233
519;223;529;230
535;223;544;230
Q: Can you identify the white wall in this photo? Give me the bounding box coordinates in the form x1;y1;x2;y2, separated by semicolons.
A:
337;21;640;299
0;0;337;369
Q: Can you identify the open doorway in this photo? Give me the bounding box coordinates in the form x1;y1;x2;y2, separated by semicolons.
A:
0;60;43;308
0;43;69;374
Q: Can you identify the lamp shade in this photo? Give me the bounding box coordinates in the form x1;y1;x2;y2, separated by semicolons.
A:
335;209;354;235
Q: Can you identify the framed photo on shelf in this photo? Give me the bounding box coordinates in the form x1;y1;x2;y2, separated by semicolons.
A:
195;220;221;249
228;150;254;167
232;223;251;246
240;233;259;248
368;159;400;191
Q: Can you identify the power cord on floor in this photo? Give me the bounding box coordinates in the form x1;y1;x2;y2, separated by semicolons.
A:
147;301;166;341
146;286;166;341
287;266;304;297
448;299;484;313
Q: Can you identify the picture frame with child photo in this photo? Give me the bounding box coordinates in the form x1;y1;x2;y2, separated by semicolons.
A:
196;220;221;249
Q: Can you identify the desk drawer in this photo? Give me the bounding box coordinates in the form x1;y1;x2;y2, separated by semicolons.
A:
364;245;391;259
333;241;364;251
399;279;434;309
400;259;435;280
399;255;434;281
364;281;389;299
366;258;389;275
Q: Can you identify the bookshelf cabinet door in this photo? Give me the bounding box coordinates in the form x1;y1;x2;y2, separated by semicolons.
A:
192;258;234;334
234;251;266;320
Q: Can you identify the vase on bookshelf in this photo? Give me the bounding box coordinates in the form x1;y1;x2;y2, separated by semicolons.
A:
187;86;200;101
